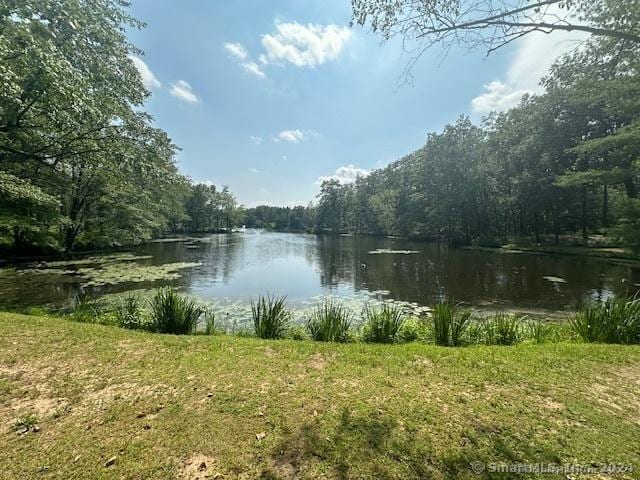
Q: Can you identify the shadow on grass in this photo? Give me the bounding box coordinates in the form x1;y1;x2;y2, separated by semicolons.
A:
261;409;566;479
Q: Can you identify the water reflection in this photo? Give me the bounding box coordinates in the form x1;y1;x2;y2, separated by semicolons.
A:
0;231;637;312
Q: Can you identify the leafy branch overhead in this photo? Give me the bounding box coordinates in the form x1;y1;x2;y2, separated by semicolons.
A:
351;0;640;79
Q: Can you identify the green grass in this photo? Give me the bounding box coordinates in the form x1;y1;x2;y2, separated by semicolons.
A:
0;312;638;479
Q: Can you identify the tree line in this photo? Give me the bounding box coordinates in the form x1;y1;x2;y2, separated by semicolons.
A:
308;24;640;248
0;0;243;254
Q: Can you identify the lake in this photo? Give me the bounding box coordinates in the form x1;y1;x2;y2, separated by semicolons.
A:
1;231;638;326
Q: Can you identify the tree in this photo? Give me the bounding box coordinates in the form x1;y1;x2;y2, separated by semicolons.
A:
351;0;640;79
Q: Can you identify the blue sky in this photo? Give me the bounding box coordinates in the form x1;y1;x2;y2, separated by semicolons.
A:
127;0;584;207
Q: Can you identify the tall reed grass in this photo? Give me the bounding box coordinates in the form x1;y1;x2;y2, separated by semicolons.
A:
149;288;203;335
570;297;640;344
361;304;406;343
252;295;291;339
432;301;472;346
307;299;353;342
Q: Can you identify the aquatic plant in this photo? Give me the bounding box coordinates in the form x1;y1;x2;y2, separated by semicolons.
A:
251;295;291;339
570;297;640;344
432;301;472;346
286;324;310;341
361;303;407;343
149;288;204;335
397;317;428;343
307;299;353;343
113;293;144;330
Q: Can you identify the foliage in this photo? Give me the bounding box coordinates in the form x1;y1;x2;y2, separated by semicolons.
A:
149;288;203;335
113;293;144;330
479;313;524;346
204;308;216;335
286;324;310;341
307;299;353;342
67;293;105;324
361;304;407;343
251;295;291;339
397;317;430;343
431;301;473;346
352;0;640;70
570;297;640;344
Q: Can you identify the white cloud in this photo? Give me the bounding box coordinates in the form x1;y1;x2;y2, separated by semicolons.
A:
249;168;261;174
317;165;369;185
471;28;588;114
224;42;266;78
129;55;161;90
249;136;263;145
170;80;199;104
274;129;319;143
262;21;352;68
224;21;351;78
224;42;248;61
242;61;266;78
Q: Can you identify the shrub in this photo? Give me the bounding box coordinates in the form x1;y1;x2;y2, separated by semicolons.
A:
570;297;640;344
432;301;472;346
252;295;291;339
149;288;203;335
307;299;353;342
286;324;309;341
482;313;523;345
397;317;429;343
361;304;407;343
113;293;144;330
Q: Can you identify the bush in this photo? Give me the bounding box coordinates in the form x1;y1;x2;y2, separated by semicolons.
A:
361;304;406;343
149;288;203;335
252;295;291;339
113;293;144;330
307;299;353;342
397;317;429;343
570;297;640;344
286;324;310;341
432;301;472;346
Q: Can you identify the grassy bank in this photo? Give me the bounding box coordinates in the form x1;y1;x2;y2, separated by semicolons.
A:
1;313;639;479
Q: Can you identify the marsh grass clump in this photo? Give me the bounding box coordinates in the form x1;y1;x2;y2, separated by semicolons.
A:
570;297;640;344
432;301;472;346
113;293;144;330
481;313;524;345
67;292;105;323
203;308;216;335
361;304;407;343
307;299;353;343
527;319;557;344
252;295;291;339
149;288;203;335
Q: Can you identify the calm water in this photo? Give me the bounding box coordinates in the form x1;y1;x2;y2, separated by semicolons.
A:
1;232;639;317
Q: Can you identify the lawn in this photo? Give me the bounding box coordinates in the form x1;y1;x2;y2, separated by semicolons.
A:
0;312;639;479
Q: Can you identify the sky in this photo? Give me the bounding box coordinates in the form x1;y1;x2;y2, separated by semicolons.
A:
126;0;586;207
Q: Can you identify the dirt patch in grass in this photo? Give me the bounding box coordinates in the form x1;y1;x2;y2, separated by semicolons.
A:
307;353;328;370
177;454;221;480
